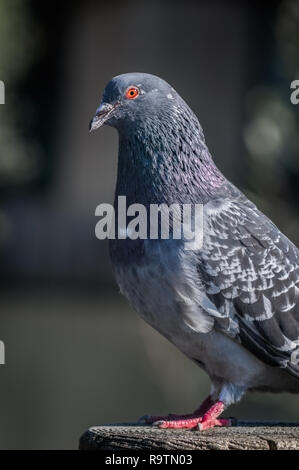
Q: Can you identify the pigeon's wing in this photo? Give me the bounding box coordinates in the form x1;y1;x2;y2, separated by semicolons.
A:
198;193;299;378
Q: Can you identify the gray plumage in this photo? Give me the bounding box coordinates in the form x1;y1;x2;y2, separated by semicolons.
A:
90;73;299;409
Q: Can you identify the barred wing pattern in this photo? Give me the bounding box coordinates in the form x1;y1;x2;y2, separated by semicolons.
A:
199;194;299;378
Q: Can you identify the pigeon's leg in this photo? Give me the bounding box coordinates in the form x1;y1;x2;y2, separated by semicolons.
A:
197;401;235;430
140;395;214;424
152;401;236;430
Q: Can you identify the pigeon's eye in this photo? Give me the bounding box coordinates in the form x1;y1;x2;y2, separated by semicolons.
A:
125;86;140;100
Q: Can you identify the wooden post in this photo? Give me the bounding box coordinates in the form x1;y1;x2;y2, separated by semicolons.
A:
80;422;299;450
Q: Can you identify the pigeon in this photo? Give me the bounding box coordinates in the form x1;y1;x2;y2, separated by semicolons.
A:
90;73;299;430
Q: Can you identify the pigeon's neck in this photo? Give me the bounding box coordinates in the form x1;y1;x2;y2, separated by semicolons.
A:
115;114;226;206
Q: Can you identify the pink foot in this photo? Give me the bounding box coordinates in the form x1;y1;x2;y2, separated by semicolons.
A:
140;395;214;425
151;401;236;431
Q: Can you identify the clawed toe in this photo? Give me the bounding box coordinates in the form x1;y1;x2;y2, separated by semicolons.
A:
139;413;188;424
152;420;166;427
152;417;203;429
197;417;237;431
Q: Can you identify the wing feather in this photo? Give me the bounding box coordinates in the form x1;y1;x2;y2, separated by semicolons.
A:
199;192;299;378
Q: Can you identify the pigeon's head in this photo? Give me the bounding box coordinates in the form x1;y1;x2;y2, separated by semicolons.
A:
89;72;180;133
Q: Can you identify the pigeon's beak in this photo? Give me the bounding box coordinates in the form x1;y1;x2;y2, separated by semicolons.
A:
89;102;117;132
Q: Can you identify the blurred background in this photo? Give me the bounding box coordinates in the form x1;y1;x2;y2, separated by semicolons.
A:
0;0;298;450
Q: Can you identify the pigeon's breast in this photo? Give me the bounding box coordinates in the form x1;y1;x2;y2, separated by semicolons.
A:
111;238;215;341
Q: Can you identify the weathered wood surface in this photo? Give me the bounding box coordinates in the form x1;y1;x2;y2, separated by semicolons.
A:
79;422;299;450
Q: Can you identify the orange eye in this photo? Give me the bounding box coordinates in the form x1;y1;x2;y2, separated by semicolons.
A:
125;86;140;100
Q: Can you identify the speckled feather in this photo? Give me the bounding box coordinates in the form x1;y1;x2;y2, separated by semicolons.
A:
200;193;299;377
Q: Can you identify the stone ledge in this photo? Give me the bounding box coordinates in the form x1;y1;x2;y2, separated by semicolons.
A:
79;422;299;450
